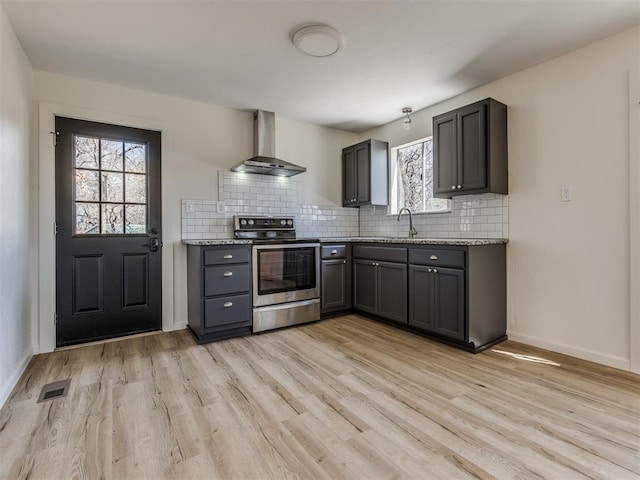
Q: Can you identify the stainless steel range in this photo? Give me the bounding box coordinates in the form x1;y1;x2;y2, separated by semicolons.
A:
234;215;320;333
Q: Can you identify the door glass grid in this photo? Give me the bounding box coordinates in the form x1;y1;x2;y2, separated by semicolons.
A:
74;135;147;234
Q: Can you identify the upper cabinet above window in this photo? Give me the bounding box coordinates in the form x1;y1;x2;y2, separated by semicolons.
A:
433;98;508;198
342;139;388;207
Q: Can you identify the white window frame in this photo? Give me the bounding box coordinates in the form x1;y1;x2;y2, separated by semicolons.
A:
389;136;451;215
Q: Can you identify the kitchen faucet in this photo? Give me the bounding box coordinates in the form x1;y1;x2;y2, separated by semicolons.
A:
397;207;418;238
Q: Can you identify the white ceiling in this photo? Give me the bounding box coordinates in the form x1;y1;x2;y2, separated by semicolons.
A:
2;0;639;132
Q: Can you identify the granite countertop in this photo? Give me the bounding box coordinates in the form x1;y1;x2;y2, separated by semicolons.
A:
319;237;508;246
183;237;508;246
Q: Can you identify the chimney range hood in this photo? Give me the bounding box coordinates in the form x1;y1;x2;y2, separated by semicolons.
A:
231;110;306;177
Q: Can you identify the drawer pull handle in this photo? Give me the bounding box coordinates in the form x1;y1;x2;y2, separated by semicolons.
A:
430;255;438;260
331;250;338;254
428;268;432;273
343;260;347;264
223;254;233;259
433;268;439;273
223;271;233;277
223;302;233;308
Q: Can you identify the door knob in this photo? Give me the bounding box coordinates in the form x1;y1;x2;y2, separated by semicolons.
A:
143;238;161;252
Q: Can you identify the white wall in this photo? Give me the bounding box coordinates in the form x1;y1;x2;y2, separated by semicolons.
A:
362;26;640;370
0;5;35;406
34;71;357;352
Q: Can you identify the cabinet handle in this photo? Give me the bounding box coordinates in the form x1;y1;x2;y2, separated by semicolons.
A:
223;254;233;259
430;255;438;260
343;260;347;264
223;271;233;277
331;250;338;254
223;302;233;308
428;268;432;273
433;268;439;273
457;185;462;189
451;185;456;190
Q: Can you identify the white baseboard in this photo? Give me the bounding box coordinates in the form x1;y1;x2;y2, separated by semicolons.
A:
507;331;630;371
0;348;33;410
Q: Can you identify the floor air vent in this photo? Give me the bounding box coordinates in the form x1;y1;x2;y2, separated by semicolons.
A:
37;379;71;403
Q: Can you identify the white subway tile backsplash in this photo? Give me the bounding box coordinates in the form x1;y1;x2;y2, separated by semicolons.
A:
182;174;506;240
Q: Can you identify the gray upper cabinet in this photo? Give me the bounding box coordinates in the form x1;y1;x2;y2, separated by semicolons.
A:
433;98;507;198
342;139;388;207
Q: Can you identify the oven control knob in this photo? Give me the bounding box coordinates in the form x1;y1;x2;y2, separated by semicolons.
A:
248;219;254;225
280;219;286;225
240;219;247;226
287;220;293;226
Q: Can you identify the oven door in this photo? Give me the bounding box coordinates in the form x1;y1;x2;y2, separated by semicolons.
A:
252;243;320;307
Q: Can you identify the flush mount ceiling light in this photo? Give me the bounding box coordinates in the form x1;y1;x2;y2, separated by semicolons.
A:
402;107;413;130
293;25;344;57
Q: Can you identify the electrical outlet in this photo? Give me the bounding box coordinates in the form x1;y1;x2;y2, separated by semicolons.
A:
217;202;225;214
560;187;572;202
185;201;194;213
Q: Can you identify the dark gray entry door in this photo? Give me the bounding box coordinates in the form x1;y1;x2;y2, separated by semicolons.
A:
55;117;162;347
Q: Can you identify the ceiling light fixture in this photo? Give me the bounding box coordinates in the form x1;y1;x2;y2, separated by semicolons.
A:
293;25;344;57
402;107;413;130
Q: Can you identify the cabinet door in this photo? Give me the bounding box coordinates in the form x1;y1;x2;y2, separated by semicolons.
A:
433;112;458;196
434;267;465;340
457;102;487;192
342;147;357;206
377;261;407;324
322;259;349;312
408;265;435;331
354;142;371;204
353;259;377;315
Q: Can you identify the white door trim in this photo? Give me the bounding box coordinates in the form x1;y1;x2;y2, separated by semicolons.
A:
38;102;173;353
630;71;639;374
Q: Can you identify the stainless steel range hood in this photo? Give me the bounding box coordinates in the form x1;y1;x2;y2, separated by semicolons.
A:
231;110;306;177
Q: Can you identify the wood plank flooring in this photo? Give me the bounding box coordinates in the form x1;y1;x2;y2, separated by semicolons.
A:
1;314;638;479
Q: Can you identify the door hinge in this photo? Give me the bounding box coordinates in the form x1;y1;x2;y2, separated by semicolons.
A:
54;313;58;325
50;131;60;147
54;222;58;236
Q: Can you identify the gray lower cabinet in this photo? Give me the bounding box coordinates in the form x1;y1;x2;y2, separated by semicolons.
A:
187;245;252;343
348;242;506;352
409;265;464;341
321;244;352;314
353;245;408;324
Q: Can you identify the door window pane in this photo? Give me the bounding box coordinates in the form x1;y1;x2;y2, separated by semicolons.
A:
125;173;146;203
75;136;99;169
101;172;124;202
101;140;123;171
76;203;99;234
125;205;146;234
125;143;146;173
102;204;124;234
75;170;99;201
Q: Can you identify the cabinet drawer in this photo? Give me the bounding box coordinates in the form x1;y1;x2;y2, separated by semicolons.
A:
204;264;250;296
353;245;407;263
322;245;347;259
204;294;251;331
203;247;250;265
409;248;465;268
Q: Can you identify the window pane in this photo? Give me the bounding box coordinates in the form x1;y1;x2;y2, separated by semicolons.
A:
101;140;123;171
75;136;99;169
75;203;99;234
101;172;124;202
125;142;146;173
397;143;424;211
102;204;124;233
125;204;146;234
125;173;146;203
75;170;99;201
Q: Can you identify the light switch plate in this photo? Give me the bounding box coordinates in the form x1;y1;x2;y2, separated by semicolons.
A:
561;187;572;202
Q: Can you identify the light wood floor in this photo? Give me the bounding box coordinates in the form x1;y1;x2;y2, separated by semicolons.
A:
1;314;639;479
